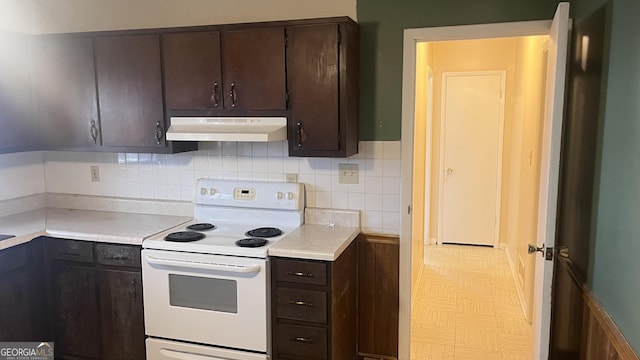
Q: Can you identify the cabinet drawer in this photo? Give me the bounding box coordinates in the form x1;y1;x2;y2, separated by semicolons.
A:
0;244;27;274
276;288;327;323
48;238;93;263
276;323;327;359
274;259;327;286
96;244;141;267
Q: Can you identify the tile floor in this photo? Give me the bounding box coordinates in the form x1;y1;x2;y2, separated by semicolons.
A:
411;244;533;360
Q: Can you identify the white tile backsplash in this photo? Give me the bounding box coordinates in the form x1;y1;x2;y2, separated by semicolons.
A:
35;141;403;235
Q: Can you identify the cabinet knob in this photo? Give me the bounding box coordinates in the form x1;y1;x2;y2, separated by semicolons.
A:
211;82;219;107
90;120;99;144
229;82;237;108
155;121;164;145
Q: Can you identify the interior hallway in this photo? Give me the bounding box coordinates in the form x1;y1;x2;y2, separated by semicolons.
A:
411;245;533;360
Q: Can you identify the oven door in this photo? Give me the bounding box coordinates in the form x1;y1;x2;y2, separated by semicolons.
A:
147;338;268;360
142;249;268;353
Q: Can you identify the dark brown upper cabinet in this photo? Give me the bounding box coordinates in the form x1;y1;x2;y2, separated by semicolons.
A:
163;31;223;110
163;27;286;114
95;34;166;149
221;28;286;111
0;31;36;153
286;19;359;157
31;36;101;150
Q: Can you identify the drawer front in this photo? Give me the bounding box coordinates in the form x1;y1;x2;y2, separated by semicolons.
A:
0;244;27;274
48;238;93;263
276;323;327;359
274;259;327;286
276;288;327;323
96;243;141;267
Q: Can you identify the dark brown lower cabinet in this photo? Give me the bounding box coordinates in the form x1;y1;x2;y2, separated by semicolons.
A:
0;238;48;342
45;238;145;360
271;239;357;360
98;269;144;360
50;263;101;359
357;234;399;360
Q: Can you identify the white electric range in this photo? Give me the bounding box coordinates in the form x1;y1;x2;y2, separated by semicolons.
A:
142;179;304;360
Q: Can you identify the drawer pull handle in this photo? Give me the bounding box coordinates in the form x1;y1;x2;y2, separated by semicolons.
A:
287;271;313;278
103;254;129;260
59;251;82;257
288;300;314;307
293;337;314;343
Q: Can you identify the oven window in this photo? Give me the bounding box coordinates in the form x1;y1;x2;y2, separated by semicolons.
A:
169;274;237;313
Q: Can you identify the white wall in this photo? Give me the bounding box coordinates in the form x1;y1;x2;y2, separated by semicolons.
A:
0;152;46;201
1;0;356;33
44;141;403;235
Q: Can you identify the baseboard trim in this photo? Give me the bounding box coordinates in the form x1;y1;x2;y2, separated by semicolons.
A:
503;244;529;322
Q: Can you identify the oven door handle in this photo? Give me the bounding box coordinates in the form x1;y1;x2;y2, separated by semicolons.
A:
160;348;226;360
144;255;262;273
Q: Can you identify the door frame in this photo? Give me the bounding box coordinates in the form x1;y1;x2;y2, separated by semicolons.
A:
437;70;506;247
423;66;433;246
400;20;552;360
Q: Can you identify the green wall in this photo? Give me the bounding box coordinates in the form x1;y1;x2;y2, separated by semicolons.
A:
356;0;560;140
588;0;640;353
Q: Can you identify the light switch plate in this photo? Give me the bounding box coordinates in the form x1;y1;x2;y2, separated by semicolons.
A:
90;166;100;182
338;163;359;184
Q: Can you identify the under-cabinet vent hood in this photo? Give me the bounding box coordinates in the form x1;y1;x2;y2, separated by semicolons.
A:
166;117;287;142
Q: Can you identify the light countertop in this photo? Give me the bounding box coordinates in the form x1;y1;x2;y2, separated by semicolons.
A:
269;224;359;261
0;208;192;251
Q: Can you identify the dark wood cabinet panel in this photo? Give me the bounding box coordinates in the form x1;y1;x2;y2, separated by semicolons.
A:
163;31;223;110
287;20;359;157
221;28;286;111
287;24;340;153
51;263;101;358
32;36;100;149
271;240;357;360
0;240;48;342
95;35;165;148
98;269;145;360
0;31;36;153
357;234;399;359
0;258;33;341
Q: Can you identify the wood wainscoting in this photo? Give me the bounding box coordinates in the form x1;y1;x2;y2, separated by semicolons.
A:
357;233;400;360
582;291;640;360
552;255;639;360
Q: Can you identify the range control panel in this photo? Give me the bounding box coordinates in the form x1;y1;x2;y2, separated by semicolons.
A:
195;179;304;210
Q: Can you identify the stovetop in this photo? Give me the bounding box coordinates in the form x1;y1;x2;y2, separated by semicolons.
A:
142;179;305;258
143;219;297;258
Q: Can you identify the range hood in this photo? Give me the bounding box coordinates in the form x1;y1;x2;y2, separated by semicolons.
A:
166;117;287;142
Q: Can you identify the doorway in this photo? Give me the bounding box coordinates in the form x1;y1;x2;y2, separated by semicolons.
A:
399;6;570;358
410;35;547;359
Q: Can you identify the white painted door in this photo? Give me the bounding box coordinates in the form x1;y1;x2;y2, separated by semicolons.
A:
532;3;570;359
440;72;505;246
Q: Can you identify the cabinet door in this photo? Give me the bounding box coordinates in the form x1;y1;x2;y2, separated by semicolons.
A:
95;35;165;148
51;263;101;358
286;24;340;154
31;37;100;149
163;31;223;110
0;31;36;152
0;268;33;341
221;28;286;111
357;235;399;358
99;269;145;360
